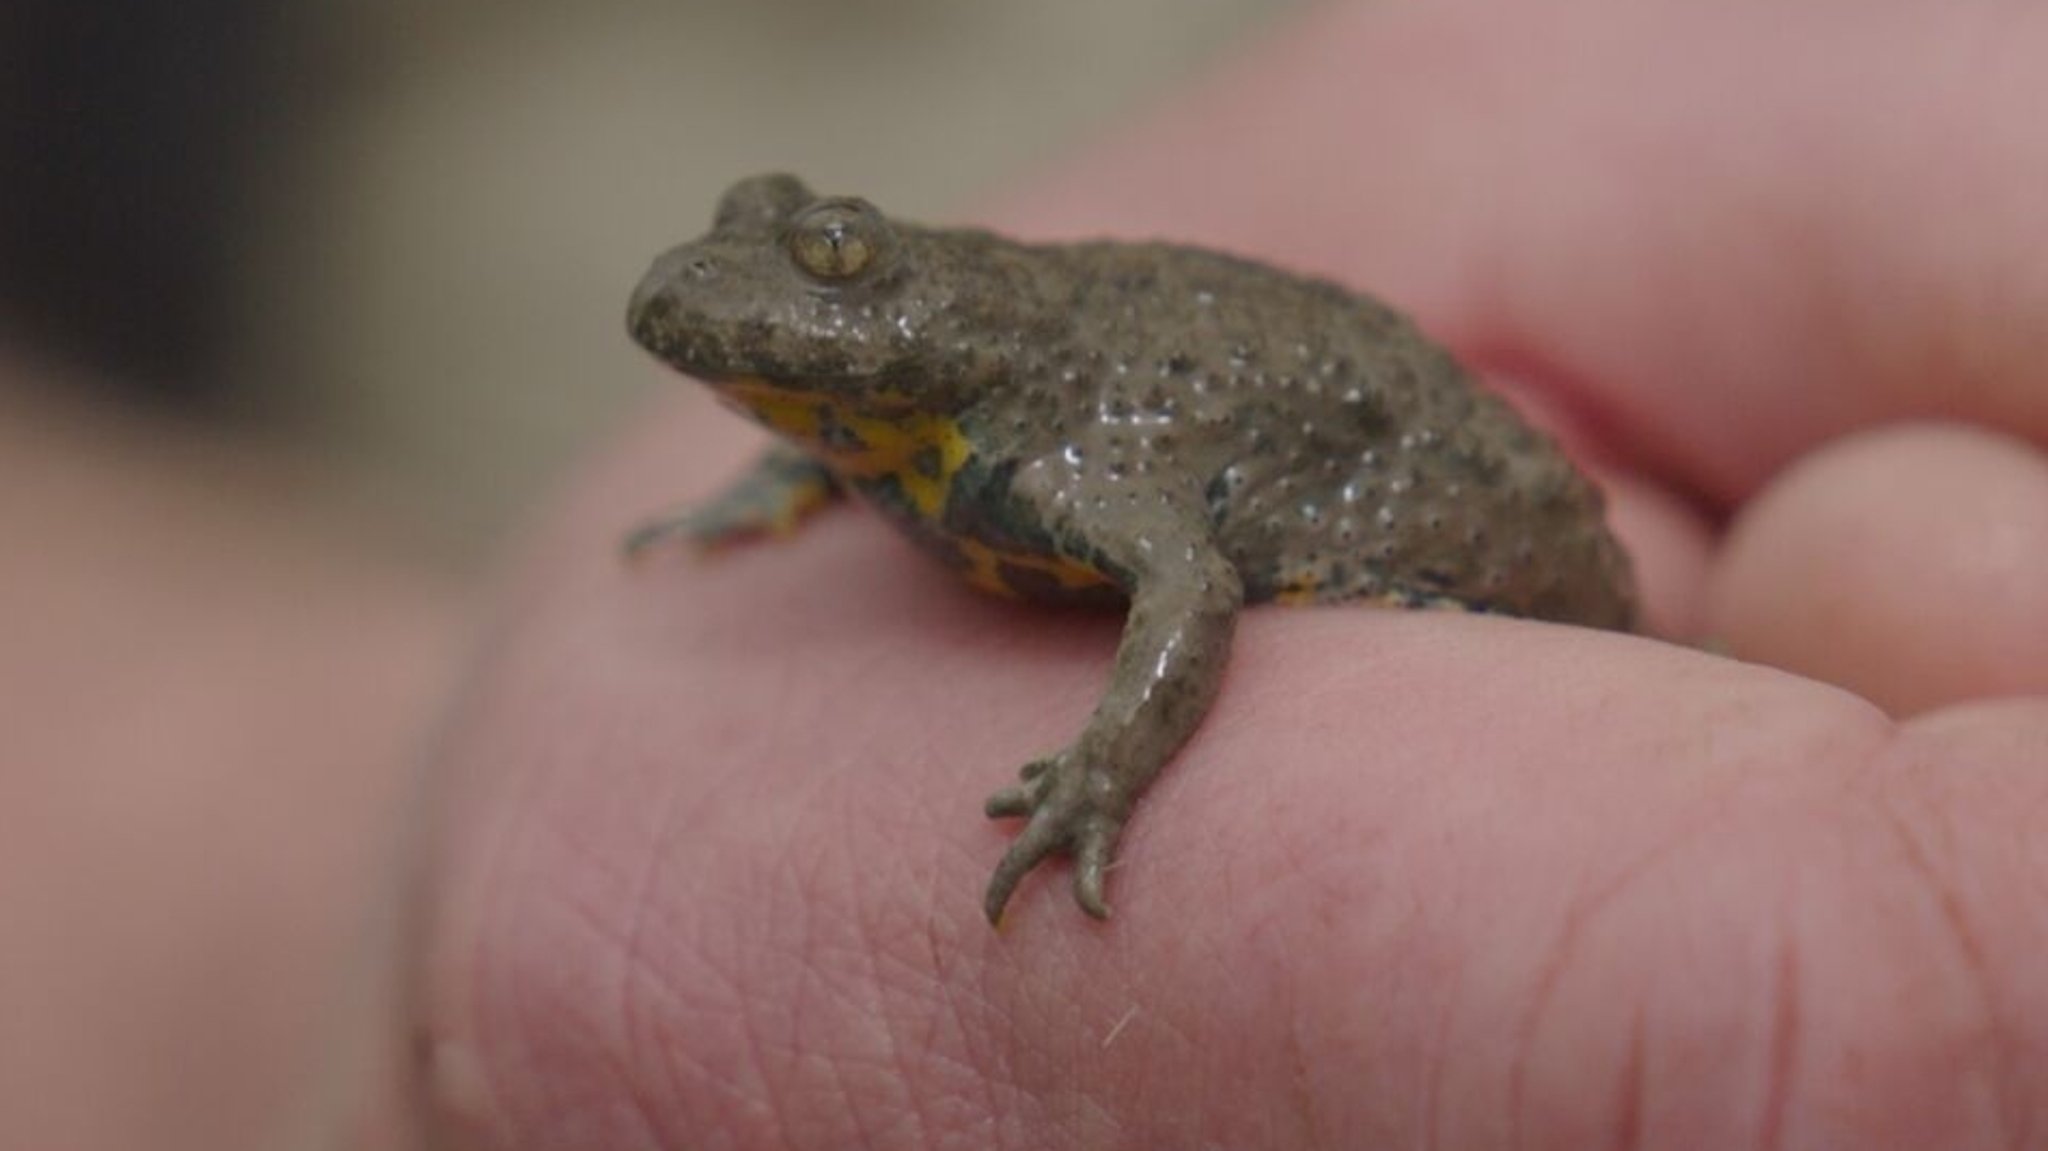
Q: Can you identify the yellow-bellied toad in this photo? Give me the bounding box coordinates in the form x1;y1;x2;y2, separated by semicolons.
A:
626;174;1638;925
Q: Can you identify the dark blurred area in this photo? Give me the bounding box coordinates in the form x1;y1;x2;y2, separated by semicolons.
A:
0;0;1288;550
0;0;284;412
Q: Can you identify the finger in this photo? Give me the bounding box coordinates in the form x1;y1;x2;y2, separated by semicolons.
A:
1708;422;2048;714
423;568;2048;1148
985;0;2048;504
0;383;457;1149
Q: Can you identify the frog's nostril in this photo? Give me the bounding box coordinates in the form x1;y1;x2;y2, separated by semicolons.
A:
686;255;718;279
627;273;676;346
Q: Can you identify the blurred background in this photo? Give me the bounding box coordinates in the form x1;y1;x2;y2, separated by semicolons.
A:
0;2;1303;1147
3;0;1301;556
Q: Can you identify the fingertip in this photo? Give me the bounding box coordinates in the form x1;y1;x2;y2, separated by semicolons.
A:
1708;422;2048;714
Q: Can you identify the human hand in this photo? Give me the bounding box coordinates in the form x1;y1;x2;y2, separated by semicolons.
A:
419;1;2048;1146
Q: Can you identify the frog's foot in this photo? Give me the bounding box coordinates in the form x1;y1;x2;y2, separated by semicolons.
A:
622;504;770;558
623;446;840;560
983;752;1129;924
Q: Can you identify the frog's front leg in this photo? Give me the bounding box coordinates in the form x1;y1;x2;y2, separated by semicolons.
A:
982;508;1244;923
624;442;841;557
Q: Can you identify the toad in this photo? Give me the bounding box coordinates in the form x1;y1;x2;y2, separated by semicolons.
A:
626;174;1637;924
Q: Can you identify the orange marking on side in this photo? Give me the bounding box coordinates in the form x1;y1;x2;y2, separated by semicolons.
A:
956;538;1112;598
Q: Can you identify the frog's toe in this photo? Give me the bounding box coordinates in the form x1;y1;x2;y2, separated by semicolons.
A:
622;512;700;559
982;759;1126;924
983;809;1067;924
624;507;774;559
1071;818;1120;920
981;756;1054;818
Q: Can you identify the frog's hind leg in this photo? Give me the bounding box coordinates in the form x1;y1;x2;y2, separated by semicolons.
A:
625;442;841;557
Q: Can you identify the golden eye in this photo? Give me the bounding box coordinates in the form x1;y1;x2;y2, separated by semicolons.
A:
787;202;880;280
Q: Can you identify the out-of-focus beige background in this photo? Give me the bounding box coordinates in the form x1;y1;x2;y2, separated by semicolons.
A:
236;0;1305;557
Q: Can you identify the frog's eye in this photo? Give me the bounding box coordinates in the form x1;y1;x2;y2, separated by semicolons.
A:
786;200;886;282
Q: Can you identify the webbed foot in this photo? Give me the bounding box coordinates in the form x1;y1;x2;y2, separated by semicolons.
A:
983;751;1131;924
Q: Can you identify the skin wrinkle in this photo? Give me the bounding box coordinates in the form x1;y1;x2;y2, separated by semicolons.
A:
773;906;867;1151
485;888;638;1130
820;1021;883;1151
1865;780;2011;1146
1755;924;1800;1151
862;901;967;1148
883;928;990;1151
468;789;621;1135
647;936;777;1146
828;903;899;1151
979;958;1073;1147
582;905;670;1148
919;942;1015;1151
1504;801;1714;1138
740;870;806;1151
1509;861;1590;1148
608;740;704;1151
510;881;659;1135
637;984;739;1149
1502;697;1889;1146
593;729;823;1130
1115;985;1203;1144
907;1020;999;1151
1275;963;1321;1147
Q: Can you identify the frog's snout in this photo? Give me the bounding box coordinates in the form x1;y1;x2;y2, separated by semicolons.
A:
626;266;674;352
628;246;726;343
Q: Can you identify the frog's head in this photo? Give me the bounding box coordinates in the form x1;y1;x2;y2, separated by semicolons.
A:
629;174;1039;436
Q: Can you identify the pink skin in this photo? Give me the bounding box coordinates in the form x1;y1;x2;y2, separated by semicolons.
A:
420;1;2048;1147
0;384;457;1151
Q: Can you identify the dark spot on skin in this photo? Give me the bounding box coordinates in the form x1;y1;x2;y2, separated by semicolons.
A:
911;444;943;479
1203;473;1232;513
817;408;867;454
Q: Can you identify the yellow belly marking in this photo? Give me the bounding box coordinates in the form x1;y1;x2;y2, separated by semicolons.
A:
718;378;1108;596
722;378;971;519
